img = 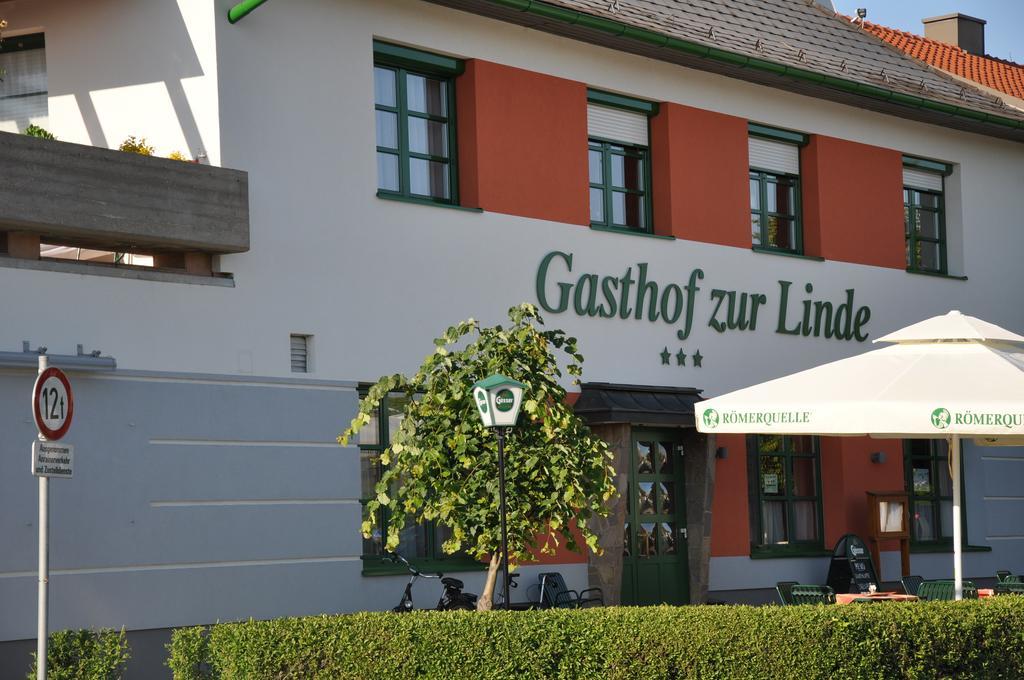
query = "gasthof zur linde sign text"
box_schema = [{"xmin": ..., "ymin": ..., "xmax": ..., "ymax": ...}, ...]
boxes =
[{"xmin": 535, "ymin": 251, "xmax": 872, "ymax": 342}]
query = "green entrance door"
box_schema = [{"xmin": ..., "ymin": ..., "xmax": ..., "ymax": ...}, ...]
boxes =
[{"xmin": 621, "ymin": 429, "xmax": 689, "ymax": 605}]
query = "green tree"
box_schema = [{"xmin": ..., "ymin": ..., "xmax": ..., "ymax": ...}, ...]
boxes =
[{"xmin": 339, "ymin": 304, "xmax": 616, "ymax": 610}]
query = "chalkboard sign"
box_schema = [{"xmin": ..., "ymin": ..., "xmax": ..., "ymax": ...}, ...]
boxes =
[{"xmin": 826, "ymin": 534, "xmax": 879, "ymax": 594}]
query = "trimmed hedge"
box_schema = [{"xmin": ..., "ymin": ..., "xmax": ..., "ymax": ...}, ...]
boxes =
[
  {"xmin": 28, "ymin": 628, "xmax": 130, "ymax": 680},
  {"xmin": 169, "ymin": 599, "xmax": 1024, "ymax": 679}
]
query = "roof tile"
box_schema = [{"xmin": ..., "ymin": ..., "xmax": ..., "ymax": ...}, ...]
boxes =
[
  {"xmin": 859, "ymin": 19, "xmax": 1024, "ymax": 101},
  {"xmin": 533, "ymin": 0, "xmax": 1021, "ymax": 120}
]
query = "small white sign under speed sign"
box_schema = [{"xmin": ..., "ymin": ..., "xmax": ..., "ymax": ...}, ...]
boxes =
[{"xmin": 32, "ymin": 367, "xmax": 74, "ymax": 442}]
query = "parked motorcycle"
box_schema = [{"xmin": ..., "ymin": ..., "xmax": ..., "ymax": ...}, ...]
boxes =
[{"xmin": 386, "ymin": 552, "xmax": 477, "ymax": 612}]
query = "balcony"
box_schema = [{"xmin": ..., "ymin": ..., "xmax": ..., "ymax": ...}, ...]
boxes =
[{"xmin": 0, "ymin": 131, "xmax": 248, "ymax": 280}]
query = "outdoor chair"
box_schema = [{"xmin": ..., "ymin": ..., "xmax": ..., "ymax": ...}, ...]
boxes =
[
  {"xmin": 994, "ymin": 582, "xmax": 1024, "ymax": 596},
  {"xmin": 901, "ymin": 575, "xmax": 924, "ymax": 596},
  {"xmin": 776, "ymin": 581, "xmax": 799, "ymax": 606},
  {"xmin": 789, "ymin": 584, "xmax": 836, "ymax": 605},
  {"xmin": 916, "ymin": 580, "xmax": 979, "ymax": 601},
  {"xmin": 996, "ymin": 571, "xmax": 1022, "ymax": 584},
  {"xmin": 537, "ymin": 572, "xmax": 603, "ymax": 608}
]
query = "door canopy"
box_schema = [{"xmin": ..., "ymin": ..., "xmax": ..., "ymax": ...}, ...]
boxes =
[{"xmin": 575, "ymin": 383, "xmax": 702, "ymax": 427}]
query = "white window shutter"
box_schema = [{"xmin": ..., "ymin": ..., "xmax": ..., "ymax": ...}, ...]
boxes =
[
  {"xmin": 587, "ymin": 104, "xmax": 648, "ymax": 146},
  {"xmin": 749, "ymin": 137, "xmax": 800, "ymax": 175},
  {"xmin": 903, "ymin": 167, "xmax": 943, "ymax": 192},
  {"xmin": 290, "ymin": 335, "xmax": 309, "ymax": 373},
  {"xmin": 0, "ymin": 45, "xmax": 48, "ymax": 134}
]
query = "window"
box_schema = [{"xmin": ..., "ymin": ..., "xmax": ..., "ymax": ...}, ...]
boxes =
[
  {"xmin": 0, "ymin": 33, "xmax": 47, "ymax": 134},
  {"xmin": 903, "ymin": 157, "xmax": 951, "ymax": 274},
  {"xmin": 289, "ymin": 334, "xmax": 310, "ymax": 373},
  {"xmin": 748, "ymin": 435, "xmax": 823, "ymax": 554},
  {"xmin": 748, "ymin": 124, "xmax": 806, "ymax": 254},
  {"xmin": 373, "ymin": 41, "xmax": 462, "ymax": 205},
  {"xmin": 357, "ymin": 389, "xmax": 476, "ymax": 573},
  {"xmin": 587, "ymin": 91, "xmax": 656, "ymax": 233},
  {"xmin": 903, "ymin": 439, "xmax": 955, "ymax": 545}
]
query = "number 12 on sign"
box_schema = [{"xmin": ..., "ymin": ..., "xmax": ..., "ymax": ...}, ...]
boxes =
[{"xmin": 32, "ymin": 367, "xmax": 74, "ymax": 441}]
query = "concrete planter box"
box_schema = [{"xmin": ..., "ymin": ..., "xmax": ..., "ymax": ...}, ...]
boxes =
[{"xmin": 0, "ymin": 132, "xmax": 249, "ymax": 254}]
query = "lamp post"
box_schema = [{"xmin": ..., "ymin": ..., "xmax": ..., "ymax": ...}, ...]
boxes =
[{"xmin": 472, "ymin": 374, "xmax": 525, "ymax": 609}]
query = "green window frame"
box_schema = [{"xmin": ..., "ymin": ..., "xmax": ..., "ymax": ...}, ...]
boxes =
[
  {"xmin": 587, "ymin": 89, "xmax": 655, "ymax": 234},
  {"xmin": 903, "ymin": 156, "xmax": 952, "ymax": 275},
  {"xmin": 588, "ymin": 139, "xmax": 651, "ymax": 233},
  {"xmin": 903, "ymin": 439, "xmax": 959, "ymax": 547},
  {"xmin": 373, "ymin": 41, "xmax": 462, "ymax": 206},
  {"xmin": 749, "ymin": 170, "xmax": 803, "ymax": 254},
  {"xmin": 357, "ymin": 388, "xmax": 480, "ymax": 575},
  {"xmin": 748, "ymin": 123, "xmax": 806, "ymax": 255},
  {"xmin": 904, "ymin": 185, "xmax": 946, "ymax": 274},
  {"xmin": 747, "ymin": 435, "xmax": 824, "ymax": 557}
]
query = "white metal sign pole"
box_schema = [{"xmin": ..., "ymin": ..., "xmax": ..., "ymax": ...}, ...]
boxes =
[{"xmin": 37, "ymin": 354, "xmax": 48, "ymax": 680}]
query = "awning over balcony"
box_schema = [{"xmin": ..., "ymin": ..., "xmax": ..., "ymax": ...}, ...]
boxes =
[{"xmin": 574, "ymin": 383, "xmax": 703, "ymax": 427}]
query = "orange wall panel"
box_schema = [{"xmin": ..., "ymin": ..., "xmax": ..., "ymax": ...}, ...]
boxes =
[
  {"xmin": 529, "ymin": 522, "xmax": 588, "ymax": 565},
  {"xmin": 650, "ymin": 103, "xmax": 750, "ymax": 246},
  {"xmin": 714, "ymin": 435, "xmax": 904, "ymax": 557},
  {"xmin": 820, "ymin": 436, "xmax": 904, "ymax": 550},
  {"xmin": 710, "ymin": 434, "xmax": 750, "ymax": 556},
  {"xmin": 801, "ymin": 136, "xmax": 905, "ymax": 268},
  {"xmin": 456, "ymin": 60, "xmax": 589, "ymax": 225}
]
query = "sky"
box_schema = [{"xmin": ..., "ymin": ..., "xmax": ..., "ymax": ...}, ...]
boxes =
[{"xmin": 832, "ymin": 1, "xmax": 1024, "ymax": 63}]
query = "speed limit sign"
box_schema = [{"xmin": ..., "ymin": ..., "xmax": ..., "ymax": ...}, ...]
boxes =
[{"xmin": 32, "ymin": 367, "xmax": 74, "ymax": 440}]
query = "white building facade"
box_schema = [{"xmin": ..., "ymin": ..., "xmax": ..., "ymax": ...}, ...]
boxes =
[{"xmin": 0, "ymin": 0, "xmax": 1023, "ymax": 675}]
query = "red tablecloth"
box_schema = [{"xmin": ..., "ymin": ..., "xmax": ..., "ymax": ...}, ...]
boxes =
[{"xmin": 835, "ymin": 592, "xmax": 919, "ymax": 605}]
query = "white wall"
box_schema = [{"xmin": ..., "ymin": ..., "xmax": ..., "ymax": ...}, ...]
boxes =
[
  {"xmin": 0, "ymin": 0, "xmax": 220, "ymax": 162},
  {"xmin": 3, "ymin": 0, "xmax": 1021, "ymax": 390}
]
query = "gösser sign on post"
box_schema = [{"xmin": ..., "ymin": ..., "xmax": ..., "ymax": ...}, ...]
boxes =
[{"xmin": 32, "ymin": 366, "xmax": 75, "ymax": 478}]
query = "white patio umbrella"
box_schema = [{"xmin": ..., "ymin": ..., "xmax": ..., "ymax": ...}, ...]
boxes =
[{"xmin": 696, "ymin": 310, "xmax": 1024, "ymax": 600}]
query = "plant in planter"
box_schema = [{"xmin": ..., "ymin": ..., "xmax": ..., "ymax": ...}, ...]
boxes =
[
  {"xmin": 24, "ymin": 124, "xmax": 55, "ymax": 140},
  {"xmin": 118, "ymin": 136, "xmax": 154, "ymax": 156}
]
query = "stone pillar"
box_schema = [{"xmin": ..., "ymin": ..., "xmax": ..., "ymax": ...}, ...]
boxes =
[
  {"xmin": 683, "ymin": 430, "xmax": 717, "ymax": 603},
  {"xmin": 586, "ymin": 422, "xmax": 631, "ymax": 605}
]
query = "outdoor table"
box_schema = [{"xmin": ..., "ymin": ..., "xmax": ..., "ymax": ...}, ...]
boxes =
[{"xmin": 835, "ymin": 592, "xmax": 919, "ymax": 605}]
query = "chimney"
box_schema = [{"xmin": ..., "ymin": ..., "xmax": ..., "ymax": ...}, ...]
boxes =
[{"xmin": 922, "ymin": 13, "xmax": 986, "ymax": 56}]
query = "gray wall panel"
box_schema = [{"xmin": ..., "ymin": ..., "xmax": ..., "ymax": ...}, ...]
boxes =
[
  {"xmin": 28, "ymin": 503, "xmax": 362, "ymax": 570},
  {"xmin": 88, "ymin": 375, "xmax": 357, "ymax": 442},
  {"xmin": 982, "ymin": 500, "xmax": 1024, "ymax": 539},
  {"xmin": 0, "ymin": 560, "xmax": 359, "ymax": 640},
  {"xmin": 0, "ymin": 559, "xmax": 589, "ymax": 641},
  {"xmin": 0, "ymin": 370, "xmax": 366, "ymax": 640},
  {"xmin": 142, "ymin": 444, "xmax": 361, "ymax": 501},
  {"xmin": 981, "ymin": 457, "xmax": 1024, "ymax": 498}
]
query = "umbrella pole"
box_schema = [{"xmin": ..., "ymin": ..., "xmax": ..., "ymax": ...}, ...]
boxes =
[{"xmin": 950, "ymin": 434, "xmax": 963, "ymax": 600}]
